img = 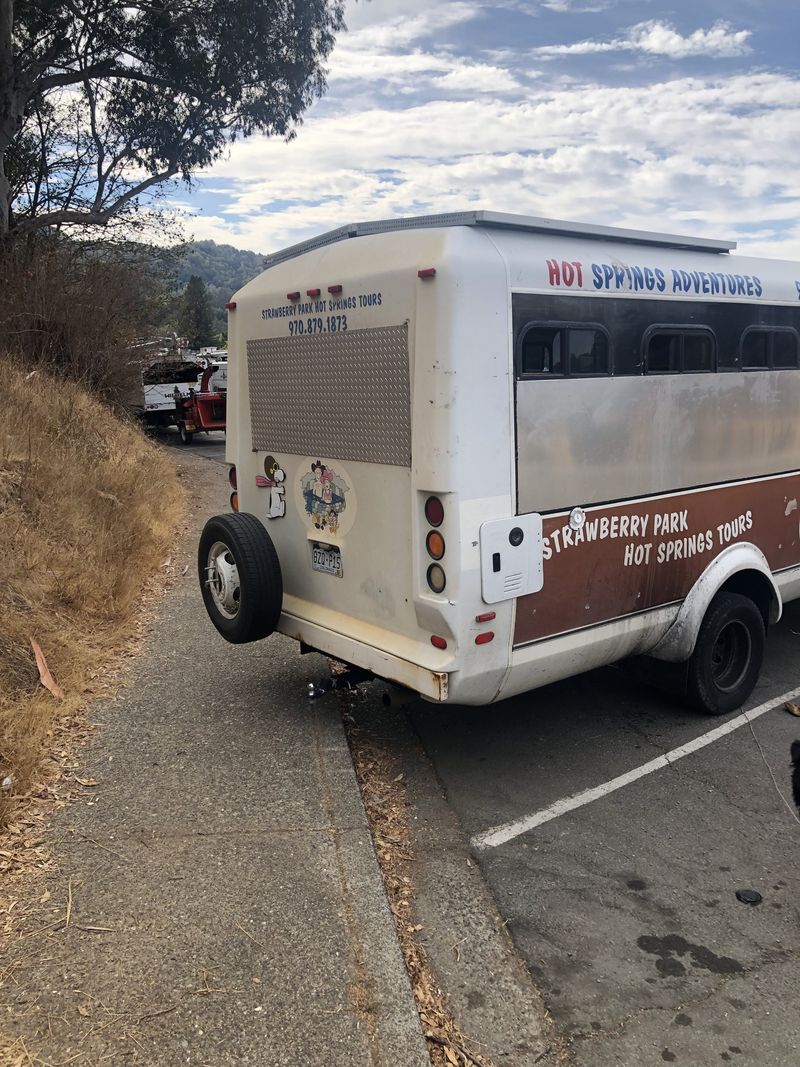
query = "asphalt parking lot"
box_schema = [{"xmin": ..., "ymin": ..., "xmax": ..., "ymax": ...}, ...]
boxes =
[
  {"xmin": 407, "ymin": 603, "xmax": 800, "ymax": 1065},
  {"xmin": 180, "ymin": 441, "xmax": 800, "ymax": 1064}
]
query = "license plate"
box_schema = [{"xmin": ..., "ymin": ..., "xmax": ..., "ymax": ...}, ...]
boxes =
[{"xmin": 311, "ymin": 543, "xmax": 343, "ymax": 578}]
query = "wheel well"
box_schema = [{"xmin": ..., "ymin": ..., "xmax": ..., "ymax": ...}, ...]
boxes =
[{"xmin": 718, "ymin": 569, "xmax": 775, "ymax": 628}]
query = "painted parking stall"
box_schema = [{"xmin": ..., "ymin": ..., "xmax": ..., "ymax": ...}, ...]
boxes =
[{"xmin": 407, "ymin": 599, "xmax": 800, "ymax": 1065}]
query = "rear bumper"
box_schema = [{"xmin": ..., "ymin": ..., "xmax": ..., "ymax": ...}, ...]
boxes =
[{"xmin": 278, "ymin": 606, "xmax": 449, "ymax": 702}]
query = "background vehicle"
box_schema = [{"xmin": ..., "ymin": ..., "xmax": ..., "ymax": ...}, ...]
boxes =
[
  {"xmin": 174, "ymin": 364, "xmax": 227, "ymax": 444},
  {"xmin": 136, "ymin": 360, "xmax": 204, "ymax": 428}
]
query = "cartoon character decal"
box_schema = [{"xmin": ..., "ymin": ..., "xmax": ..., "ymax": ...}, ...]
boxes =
[
  {"xmin": 262, "ymin": 455, "xmax": 286, "ymax": 519},
  {"xmin": 300, "ymin": 460, "xmax": 350, "ymax": 535}
]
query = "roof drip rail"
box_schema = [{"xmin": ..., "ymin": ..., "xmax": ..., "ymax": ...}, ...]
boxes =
[{"xmin": 260, "ymin": 210, "xmax": 736, "ymax": 271}]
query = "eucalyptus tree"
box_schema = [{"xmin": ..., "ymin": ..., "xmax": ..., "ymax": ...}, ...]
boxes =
[{"xmin": 0, "ymin": 0, "xmax": 344, "ymax": 235}]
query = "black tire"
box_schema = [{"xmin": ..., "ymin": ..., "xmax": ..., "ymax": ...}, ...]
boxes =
[
  {"xmin": 179, "ymin": 423, "xmax": 193, "ymax": 444},
  {"xmin": 198, "ymin": 513, "xmax": 283, "ymax": 644},
  {"xmin": 686, "ymin": 591, "xmax": 764, "ymax": 715}
]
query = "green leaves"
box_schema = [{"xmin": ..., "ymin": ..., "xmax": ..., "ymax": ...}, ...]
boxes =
[
  {"xmin": 178, "ymin": 274, "xmax": 215, "ymax": 350},
  {"xmin": 2, "ymin": 0, "xmax": 346, "ymax": 233}
]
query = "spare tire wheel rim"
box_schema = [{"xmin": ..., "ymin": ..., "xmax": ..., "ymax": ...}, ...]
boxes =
[
  {"xmin": 206, "ymin": 541, "xmax": 241, "ymax": 619},
  {"xmin": 710, "ymin": 619, "xmax": 751, "ymax": 693}
]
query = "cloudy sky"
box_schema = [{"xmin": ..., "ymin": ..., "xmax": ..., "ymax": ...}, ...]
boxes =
[{"xmin": 172, "ymin": 0, "xmax": 800, "ymax": 261}]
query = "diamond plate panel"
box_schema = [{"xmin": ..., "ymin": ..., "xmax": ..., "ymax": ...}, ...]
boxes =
[{"xmin": 247, "ymin": 325, "xmax": 411, "ymax": 466}]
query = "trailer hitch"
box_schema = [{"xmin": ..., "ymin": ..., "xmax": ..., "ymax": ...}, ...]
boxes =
[{"xmin": 306, "ymin": 664, "xmax": 375, "ymax": 700}]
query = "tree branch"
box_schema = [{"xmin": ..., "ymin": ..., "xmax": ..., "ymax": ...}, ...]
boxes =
[
  {"xmin": 12, "ymin": 165, "xmax": 180, "ymax": 232},
  {"xmin": 82, "ymin": 76, "xmax": 106, "ymax": 212}
]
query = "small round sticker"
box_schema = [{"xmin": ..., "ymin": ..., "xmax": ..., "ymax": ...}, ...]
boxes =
[{"xmin": 295, "ymin": 458, "xmax": 357, "ymax": 539}]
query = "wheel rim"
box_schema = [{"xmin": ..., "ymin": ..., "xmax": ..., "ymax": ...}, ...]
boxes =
[
  {"xmin": 205, "ymin": 541, "xmax": 240, "ymax": 619},
  {"xmin": 710, "ymin": 619, "xmax": 751, "ymax": 692}
]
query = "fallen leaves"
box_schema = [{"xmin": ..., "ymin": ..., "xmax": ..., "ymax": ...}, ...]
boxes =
[
  {"xmin": 342, "ymin": 702, "xmax": 492, "ymax": 1067},
  {"xmin": 1, "ymin": 1035, "xmax": 35, "ymax": 1067},
  {"xmin": 29, "ymin": 639, "xmax": 65, "ymax": 701},
  {"xmin": 785, "ymin": 702, "xmax": 800, "ymax": 717}
]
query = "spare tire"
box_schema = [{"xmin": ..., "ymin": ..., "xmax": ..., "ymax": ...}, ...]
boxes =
[{"xmin": 198, "ymin": 513, "xmax": 283, "ymax": 643}]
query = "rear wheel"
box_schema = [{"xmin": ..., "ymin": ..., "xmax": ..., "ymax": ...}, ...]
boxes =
[
  {"xmin": 179, "ymin": 423, "xmax": 193, "ymax": 444},
  {"xmin": 686, "ymin": 591, "xmax": 764, "ymax": 715},
  {"xmin": 198, "ymin": 513, "xmax": 283, "ymax": 643}
]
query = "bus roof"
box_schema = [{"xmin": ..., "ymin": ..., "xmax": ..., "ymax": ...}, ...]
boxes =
[{"xmin": 262, "ymin": 210, "xmax": 736, "ymax": 270}]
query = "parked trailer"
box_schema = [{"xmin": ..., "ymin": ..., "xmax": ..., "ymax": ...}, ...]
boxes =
[{"xmin": 199, "ymin": 211, "xmax": 800, "ymax": 713}]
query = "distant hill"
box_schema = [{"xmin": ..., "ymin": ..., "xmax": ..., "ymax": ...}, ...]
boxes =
[
  {"xmin": 157, "ymin": 239, "xmax": 266, "ymax": 340},
  {"xmin": 174, "ymin": 240, "xmax": 264, "ymax": 297}
]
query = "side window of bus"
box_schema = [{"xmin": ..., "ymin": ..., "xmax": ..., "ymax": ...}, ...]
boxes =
[
  {"xmin": 741, "ymin": 327, "xmax": 800, "ymax": 370},
  {"xmin": 684, "ymin": 332, "xmax": 714, "ymax": 372},
  {"xmin": 774, "ymin": 329, "xmax": 800, "ymax": 368},
  {"xmin": 644, "ymin": 327, "xmax": 715, "ymax": 374},
  {"xmin": 646, "ymin": 332, "xmax": 680, "ymax": 374},
  {"xmin": 519, "ymin": 324, "xmax": 610, "ymax": 377},
  {"xmin": 741, "ymin": 329, "xmax": 768, "ymax": 369},
  {"xmin": 521, "ymin": 326, "xmax": 563, "ymax": 375},
  {"xmin": 569, "ymin": 328, "xmax": 609, "ymax": 375}
]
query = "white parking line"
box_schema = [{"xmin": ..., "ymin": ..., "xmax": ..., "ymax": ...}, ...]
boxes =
[{"xmin": 471, "ymin": 685, "xmax": 800, "ymax": 851}]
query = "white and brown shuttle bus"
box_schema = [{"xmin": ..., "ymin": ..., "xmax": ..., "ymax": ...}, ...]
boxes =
[{"xmin": 198, "ymin": 211, "xmax": 800, "ymax": 714}]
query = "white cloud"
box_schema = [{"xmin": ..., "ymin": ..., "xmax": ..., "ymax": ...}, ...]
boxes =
[
  {"xmin": 330, "ymin": 48, "xmax": 453, "ymax": 85},
  {"xmin": 176, "ymin": 69, "xmax": 800, "ymax": 262},
  {"xmin": 494, "ymin": 0, "xmax": 610, "ymax": 12},
  {"xmin": 431, "ymin": 62, "xmax": 524, "ymax": 93},
  {"xmin": 540, "ymin": 0, "xmax": 611, "ymax": 12},
  {"xmin": 330, "ymin": 49, "xmax": 523, "ymax": 94},
  {"xmin": 340, "ymin": 2, "xmax": 481, "ymax": 51},
  {"xmin": 629, "ymin": 20, "xmax": 752, "ymax": 58},
  {"xmin": 534, "ymin": 20, "xmax": 752, "ymax": 59},
  {"xmin": 327, "ymin": 2, "xmax": 524, "ymax": 99},
  {"xmin": 168, "ymin": 0, "xmax": 797, "ymax": 264}
]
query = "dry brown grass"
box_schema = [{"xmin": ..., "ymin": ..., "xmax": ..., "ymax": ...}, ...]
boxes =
[{"xmin": 0, "ymin": 355, "xmax": 184, "ymax": 826}]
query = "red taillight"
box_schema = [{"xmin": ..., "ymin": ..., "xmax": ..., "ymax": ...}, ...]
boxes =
[
  {"xmin": 475, "ymin": 631, "xmax": 494, "ymax": 645},
  {"xmin": 431, "ymin": 635, "xmax": 447, "ymax": 650},
  {"xmin": 287, "ymin": 291, "xmax": 300, "ymax": 301},
  {"xmin": 476, "ymin": 611, "xmax": 496, "ymax": 623},
  {"xmin": 307, "ymin": 288, "xmax": 320, "ymax": 297},
  {"xmin": 230, "ymin": 491, "xmax": 239, "ymax": 512},
  {"xmin": 327, "ymin": 284, "xmax": 343, "ymax": 294},
  {"xmin": 225, "ymin": 301, "xmax": 237, "ymax": 310},
  {"xmin": 228, "ymin": 466, "xmax": 237, "ymax": 489},
  {"xmin": 418, "ymin": 267, "xmax": 436, "ymax": 279},
  {"xmin": 424, "ymin": 495, "xmax": 444, "ymax": 527}
]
